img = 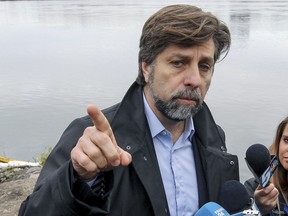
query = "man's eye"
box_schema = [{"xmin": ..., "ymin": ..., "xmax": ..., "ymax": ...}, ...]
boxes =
[
  {"xmin": 171, "ymin": 61, "xmax": 184, "ymax": 68},
  {"xmin": 199, "ymin": 64, "xmax": 211, "ymax": 72}
]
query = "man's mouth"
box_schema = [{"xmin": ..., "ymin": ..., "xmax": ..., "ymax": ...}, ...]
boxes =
[{"xmin": 177, "ymin": 97, "xmax": 197, "ymax": 105}]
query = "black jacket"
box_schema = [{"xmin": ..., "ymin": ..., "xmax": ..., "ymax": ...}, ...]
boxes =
[{"xmin": 19, "ymin": 82, "xmax": 239, "ymax": 216}]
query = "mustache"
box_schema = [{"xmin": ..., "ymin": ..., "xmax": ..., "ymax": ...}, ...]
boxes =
[{"xmin": 171, "ymin": 89, "xmax": 201, "ymax": 101}]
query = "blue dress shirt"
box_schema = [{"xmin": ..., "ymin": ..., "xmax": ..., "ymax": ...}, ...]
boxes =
[{"xmin": 143, "ymin": 93, "xmax": 199, "ymax": 216}]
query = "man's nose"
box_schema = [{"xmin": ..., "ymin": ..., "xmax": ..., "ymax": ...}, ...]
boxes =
[{"xmin": 183, "ymin": 65, "xmax": 202, "ymax": 87}]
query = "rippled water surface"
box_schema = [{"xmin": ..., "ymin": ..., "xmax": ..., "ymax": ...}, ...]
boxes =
[{"xmin": 0, "ymin": 0, "xmax": 288, "ymax": 182}]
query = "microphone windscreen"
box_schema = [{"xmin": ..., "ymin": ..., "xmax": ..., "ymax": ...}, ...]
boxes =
[
  {"xmin": 245, "ymin": 143, "xmax": 270, "ymax": 177},
  {"xmin": 219, "ymin": 180, "xmax": 251, "ymax": 214},
  {"xmin": 195, "ymin": 202, "xmax": 230, "ymax": 216}
]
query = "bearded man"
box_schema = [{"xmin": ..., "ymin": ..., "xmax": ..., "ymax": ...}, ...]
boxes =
[{"xmin": 20, "ymin": 4, "xmax": 240, "ymax": 216}]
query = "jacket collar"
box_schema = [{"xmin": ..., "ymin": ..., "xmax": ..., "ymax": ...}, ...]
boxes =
[
  {"xmin": 110, "ymin": 82, "xmax": 147, "ymax": 154},
  {"xmin": 193, "ymin": 102, "xmax": 226, "ymax": 150}
]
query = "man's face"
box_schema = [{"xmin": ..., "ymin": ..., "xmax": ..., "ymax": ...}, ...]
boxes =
[{"xmin": 142, "ymin": 38, "xmax": 215, "ymax": 121}]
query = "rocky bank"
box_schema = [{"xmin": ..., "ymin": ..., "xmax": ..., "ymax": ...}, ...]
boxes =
[{"xmin": 0, "ymin": 166, "xmax": 41, "ymax": 216}]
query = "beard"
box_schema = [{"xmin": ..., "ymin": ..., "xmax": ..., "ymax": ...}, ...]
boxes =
[{"xmin": 148, "ymin": 70, "xmax": 203, "ymax": 121}]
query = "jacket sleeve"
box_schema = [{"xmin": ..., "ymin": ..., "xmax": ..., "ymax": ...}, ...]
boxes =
[
  {"xmin": 244, "ymin": 177, "xmax": 258, "ymax": 197},
  {"xmin": 18, "ymin": 117, "xmax": 111, "ymax": 216}
]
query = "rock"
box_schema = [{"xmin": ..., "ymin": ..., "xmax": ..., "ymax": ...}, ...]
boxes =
[{"xmin": 0, "ymin": 166, "xmax": 41, "ymax": 216}]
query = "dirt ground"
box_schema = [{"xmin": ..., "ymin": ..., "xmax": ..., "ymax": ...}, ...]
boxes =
[{"xmin": 0, "ymin": 166, "xmax": 41, "ymax": 216}]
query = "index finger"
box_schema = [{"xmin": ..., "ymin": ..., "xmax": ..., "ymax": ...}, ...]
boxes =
[{"xmin": 87, "ymin": 104, "xmax": 117, "ymax": 145}]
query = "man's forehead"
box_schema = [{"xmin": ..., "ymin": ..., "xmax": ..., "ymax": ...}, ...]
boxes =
[{"xmin": 160, "ymin": 42, "xmax": 215, "ymax": 61}]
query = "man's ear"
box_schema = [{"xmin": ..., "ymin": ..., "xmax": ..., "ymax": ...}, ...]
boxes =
[{"xmin": 141, "ymin": 62, "xmax": 150, "ymax": 83}]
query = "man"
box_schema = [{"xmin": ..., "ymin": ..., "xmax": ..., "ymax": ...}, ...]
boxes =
[{"xmin": 19, "ymin": 4, "xmax": 240, "ymax": 215}]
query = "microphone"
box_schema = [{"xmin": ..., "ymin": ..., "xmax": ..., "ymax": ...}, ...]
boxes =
[
  {"xmin": 219, "ymin": 180, "xmax": 252, "ymax": 214},
  {"xmin": 219, "ymin": 180, "xmax": 259, "ymax": 216},
  {"xmin": 195, "ymin": 202, "xmax": 230, "ymax": 216},
  {"xmin": 245, "ymin": 144, "xmax": 270, "ymax": 177},
  {"xmin": 245, "ymin": 143, "xmax": 279, "ymax": 188}
]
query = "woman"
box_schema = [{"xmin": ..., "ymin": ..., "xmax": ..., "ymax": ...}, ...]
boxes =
[
  {"xmin": 269, "ymin": 116, "xmax": 288, "ymax": 214},
  {"xmin": 245, "ymin": 117, "xmax": 288, "ymax": 215}
]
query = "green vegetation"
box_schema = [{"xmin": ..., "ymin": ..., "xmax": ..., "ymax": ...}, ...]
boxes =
[{"xmin": 37, "ymin": 147, "xmax": 53, "ymax": 166}]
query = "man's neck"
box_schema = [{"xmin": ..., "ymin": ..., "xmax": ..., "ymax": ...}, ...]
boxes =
[{"xmin": 164, "ymin": 120, "xmax": 185, "ymax": 144}]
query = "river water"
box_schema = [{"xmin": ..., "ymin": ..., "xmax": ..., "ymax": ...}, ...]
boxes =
[{"xmin": 0, "ymin": 0, "xmax": 287, "ymax": 182}]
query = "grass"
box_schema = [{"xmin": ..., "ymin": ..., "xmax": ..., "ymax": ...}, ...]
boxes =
[{"xmin": 37, "ymin": 147, "xmax": 53, "ymax": 166}]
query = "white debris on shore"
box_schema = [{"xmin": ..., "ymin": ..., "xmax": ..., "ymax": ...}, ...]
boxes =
[
  {"xmin": 0, "ymin": 156, "xmax": 39, "ymax": 169},
  {"xmin": 0, "ymin": 161, "xmax": 39, "ymax": 169}
]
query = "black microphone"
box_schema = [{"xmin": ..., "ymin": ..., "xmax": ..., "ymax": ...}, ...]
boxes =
[
  {"xmin": 219, "ymin": 180, "xmax": 255, "ymax": 215},
  {"xmin": 245, "ymin": 144, "xmax": 270, "ymax": 177},
  {"xmin": 245, "ymin": 143, "xmax": 279, "ymax": 188}
]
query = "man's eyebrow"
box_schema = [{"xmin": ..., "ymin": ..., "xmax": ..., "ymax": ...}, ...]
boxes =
[
  {"xmin": 169, "ymin": 53, "xmax": 214, "ymax": 64},
  {"xmin": 200, "ymin": 56, "xmax": 215, "ymax": 65},
  {"xmin": 168, "ymin": 53, "xmax": 191, "ymax": 60}
]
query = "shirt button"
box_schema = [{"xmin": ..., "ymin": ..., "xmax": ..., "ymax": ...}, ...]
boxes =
[{"xmin": 162, "ymin": 131, "xmax": 167, "ymax": 135}]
